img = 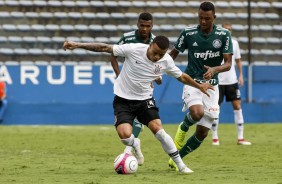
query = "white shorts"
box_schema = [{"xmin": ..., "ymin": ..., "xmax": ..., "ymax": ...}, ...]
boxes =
[{"xmin": 182, "ymin": 85, "xmax": 220, "ymax": 128}]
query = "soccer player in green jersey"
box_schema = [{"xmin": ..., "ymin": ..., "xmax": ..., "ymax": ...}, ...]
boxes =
[
  {"xmin": 109, "ymin": 12, "xmax": 159, "ymax": 165},
  {"xmin": 168, "ymin": 1, "xmax": 233, "ymax": 171},
  {"xmin": 110, "ymin": 12, "xmax": 155, "ymax": 76}
]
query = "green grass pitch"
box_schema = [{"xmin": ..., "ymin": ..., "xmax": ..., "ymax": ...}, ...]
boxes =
[{"xmin": 0, "ymin": 124, "xmax": 281, "ymax": 184}]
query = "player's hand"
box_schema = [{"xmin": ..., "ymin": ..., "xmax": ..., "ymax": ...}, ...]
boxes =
[
  {"xmin": 150, "ymin": 76, "xmax": 162, "ymax": 88},
  {"xmin": 199, "ymin": 83, "xmax": 214, "ymax": 97},
  {"xmin": 155, "ymin": 76, "xmax": 162, "ymax": 85},
  {"xmin": 203, "ymin": 65, "xmax": 216, "ymax": 80},
  {"xmin": 63, "ymin": 40, "xmax": 77, "ymax": 51}
]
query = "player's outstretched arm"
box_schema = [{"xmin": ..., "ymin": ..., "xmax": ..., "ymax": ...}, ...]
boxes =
[
  {"xmin": 63, "ymin": 40, "xmax": 113, "ymax": 54},
  {"xmin": 177, "ymin": 73, "xmax": 213, "ymax": 97}
]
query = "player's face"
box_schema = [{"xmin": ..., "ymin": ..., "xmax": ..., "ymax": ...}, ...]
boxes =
[
  {"xmin": 147, "ymin": 43, "xmax": 167, "ymax": 62},
  {"xmin": 198, "ymin": 9, "xmax": 215, "ymax": 33},
  {"xmin": 137, "ymin": 19, "xmax": 153, "ymax": 39}
]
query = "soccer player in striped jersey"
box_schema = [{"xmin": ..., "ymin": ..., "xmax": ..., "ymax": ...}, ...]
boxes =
[
  {"xmin": 211, "ymin": 23, "xmax": 251, "ymax": 146},
  {"xmin": 63, "ymin": 35, "xmax": 214, "ymax": 173},
  {"xmin": 110, "ymin": 12, "xmax": 159, "ymax": 158},
  {"xmin": 168, "ymin": 2, "xmax": 233, "ymax": 171}
]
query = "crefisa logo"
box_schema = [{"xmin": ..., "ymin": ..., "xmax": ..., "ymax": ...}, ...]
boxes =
[{"xmin": 213, "ymin": 39, "xmax": 222, "ymax": 49}]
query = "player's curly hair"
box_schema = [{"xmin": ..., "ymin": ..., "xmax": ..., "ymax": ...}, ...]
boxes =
[
  {"xmin": 199, "ymin": 1, "xmax": 215, "ymax": 15},
  {"xmin": 153, "ymin": 36, "xmax": 169, "ymax": 50},
  {"xmin": 138, "ymin": 12, "xmax": 153, "ymax": 21}
]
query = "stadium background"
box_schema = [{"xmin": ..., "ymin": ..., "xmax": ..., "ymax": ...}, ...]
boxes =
[{"xmin": 0, "ymin": 0, "xmax": 281, "ymax": 124}]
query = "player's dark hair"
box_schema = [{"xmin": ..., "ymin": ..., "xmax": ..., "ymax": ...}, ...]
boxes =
[
  {"xmin": 199, "ymin": 1, "xmax": 215, "ymax": 15},
  {"xmin": 138, "ymin": 12, "xmax": 153, "ymax": 21},
  {"xmin": 153, "ymin": 36, "xmax": 169, "ymax": 50}
]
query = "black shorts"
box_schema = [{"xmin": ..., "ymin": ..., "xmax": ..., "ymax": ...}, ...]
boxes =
[
  {"xmin": 113, "ymin": 95, "xmax": 160, "ymax": 127},
  {"xmin": 218, "ymin": 83, "xmax": 241, "ymax": 105}
]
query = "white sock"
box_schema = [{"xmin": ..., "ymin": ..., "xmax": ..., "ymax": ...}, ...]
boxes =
[
  {"xmin": 211, "ymin": 119, "xmax": 219, "ymax": 140},
  {"xmin": 155, "ymin": 129, "xmax": 185, "ymax": 169},
  {"xmin": 234, "ymin": 109, "xmax": 244, "ymax": 140},
  {"xmin": 121, "ymin": 134, "xmax": 140, "ymax": 151}
]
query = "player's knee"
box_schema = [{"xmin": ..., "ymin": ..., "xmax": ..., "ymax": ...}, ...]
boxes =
[
  {"xmin": 116, "ymin": 123, "xmax": 133, "ymax": 138},
  {"xmin": 232, "ymin": 100, "xmax": 241, "ymax": 110},
  {"xmin": 119, "ymin": 133, "xmax": 132, "ymax": 141},
  {"xmin": 190, "ymin": 111, "xmax": 204, "ymax": 121},
  {"xmin": 148, "ymin": 119, "xmax": 162, "ymax": 134}
]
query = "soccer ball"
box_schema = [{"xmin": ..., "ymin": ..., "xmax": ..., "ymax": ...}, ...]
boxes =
[{"xmin": 114, "ymin": 153, "xmax": 138, "ymax": 174}]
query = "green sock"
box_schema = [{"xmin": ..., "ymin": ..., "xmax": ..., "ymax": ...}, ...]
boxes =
[
  {"xmin": 180, "ymin": 113, "xmax": 197, "ymax": 132},
  {"xmin": 132, "ymin": 119, "xmax": 143, "ymax": 138},
  {"xmin": 179, "ymin": 134, "xmax": 202, "ymax": 158}
]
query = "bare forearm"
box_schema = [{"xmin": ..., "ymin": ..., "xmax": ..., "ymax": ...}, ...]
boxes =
[
  {"xmin": 212, "ymin": 62, "xmax": 231, "ymax": 74},
  {"xmin": 177, "ymin": 73, "xmax": 200, "ymax": 89},
  {"xmin": 178, "ymin": 73, "xmax": 214, "ymax": 97},
  {"xmin": 63, "ymin": 40, "xmax": 113, "ymax": 53},
  {"xmin": 77, "ymin": 43, "xmax": 113, "ymax": 53},
  {"xmin": 236, "ymin": 59, "xmax": 243, "ymax": 77},
  {"xmin": 110, "ymin": 54, "xmax": 120, "ymax": 77}
]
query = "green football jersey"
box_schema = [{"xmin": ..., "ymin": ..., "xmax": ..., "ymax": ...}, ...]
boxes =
[
  {"xmin": 117, "ymin": 30, "xmax": 155, "ymax": 45},
  {"xmin": 174, "ymin": 25, "xmax": 233, "ymax": 85}
]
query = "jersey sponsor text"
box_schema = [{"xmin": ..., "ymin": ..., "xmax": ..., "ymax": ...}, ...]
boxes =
[
  {"xmin": 215, "ymin": 31, "xmax": 226, "ymax": 35},
  {"xmin": 178, "ymin": 35, "xmax": 185, "ymax": 47},
  {"xmin": 186, "ymin": 31, "xmax": 198, "ymax": 36},
  {"xmin": 225, "ymin": 37, "xmax": 230, "ymax": 50},
  {"xmin": 194, "ymin": 50, "xmax": 220, "ymax": 60},
  {"xmin": 194, "ymin": 78, "xmax": 217, "ymax": 85}
]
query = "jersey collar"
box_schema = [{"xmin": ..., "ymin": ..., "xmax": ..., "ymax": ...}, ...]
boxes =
[
  {"xmin": 198, "ymin": 24, "xmax": 216, "ymax": 38},
  {"xmin": 135, "ymin": 30, "xmax": 153, "ymax": 44}
]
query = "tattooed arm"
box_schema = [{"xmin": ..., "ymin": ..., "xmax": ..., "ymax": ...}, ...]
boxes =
[{"xmin": 63, "ymin": 40, "xmax": 113, "ymax": 53}]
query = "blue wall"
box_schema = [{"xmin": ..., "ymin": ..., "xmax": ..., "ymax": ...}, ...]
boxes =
[{"xmin": 1, "ymin": 63, "xmax": 282, "ymax": 125}]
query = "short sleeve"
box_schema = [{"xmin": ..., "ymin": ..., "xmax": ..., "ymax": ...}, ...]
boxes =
[
  {"xmin": 165, "ymin": 56, "xmax": 182, "ymax": 78},
  {"xmin": 223, "ymin": 31, "xmax": 233, "ymax": 54},
  {"xmin": 117, "ymin": 36, "xmax": 125, "ymax": 45},
  {"xmin": 173, "ymin": 29, "xmax": 187, "ymax": 53},
  {"xmin": 233, "ymin": 40, "xmax": 241, "ymax": 59},
  {"xmin": 113, "ymin": 44, "xmax": 132, "ymax": 57}
]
